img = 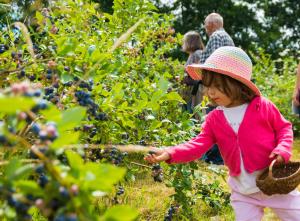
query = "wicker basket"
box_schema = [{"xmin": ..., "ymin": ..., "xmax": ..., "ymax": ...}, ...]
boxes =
[{"xmin": 256, "ymin": 160, "xmax": 300, "ymax": 196}]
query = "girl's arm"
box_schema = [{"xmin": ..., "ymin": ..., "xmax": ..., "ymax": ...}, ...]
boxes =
[
  {"xmin": 164, "ymin": 115, "xmax": 216, "ymax": 164},
  {"xmin": 292, "ymin": 62, "xmax": 300, "ymax": 106},
  {"xmin": 267, "ymin": 100, "xmax": 293, "ymax": 163},
  {"xmin": 144, "ymin": 114, "xmax": 216, "ymax": 164}
]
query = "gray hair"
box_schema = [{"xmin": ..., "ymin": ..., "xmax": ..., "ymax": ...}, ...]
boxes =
[
  {"xmin": 182, "ymin": 31, "xmax": 204, "ymax": 53},
  {"xmin": 205, "ymin": 13, "xmax": 223, "ymax": 27}
]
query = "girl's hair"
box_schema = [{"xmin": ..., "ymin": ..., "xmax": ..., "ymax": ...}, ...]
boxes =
[
  {"xmin": 202, "ymin": 70, "xmax": 256, "ymax": 104},
  {"xmin": 182, "ymin": 31, "xmax": 205, "ymax": 53}
]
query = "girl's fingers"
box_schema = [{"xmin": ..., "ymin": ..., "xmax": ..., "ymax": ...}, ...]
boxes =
[
  {"xmin": 144, "ymin": 154, "xmax": 158, "ymax": 163},
  {"xmin": 144, "ymin": 152, "xmax": 169, "ymax": 163},
  {"xmin": 276, "ymin": 155, "xmax": 284, "ymax": 164}
]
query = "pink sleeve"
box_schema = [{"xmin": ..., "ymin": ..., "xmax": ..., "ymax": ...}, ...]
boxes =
[
  {"xmin": 165, "ymin": 115, "xmax": 216, "ymax": 164},
  {"xmin": 268, "ymin": 100, "xmax": 293, "ymax": 163}
]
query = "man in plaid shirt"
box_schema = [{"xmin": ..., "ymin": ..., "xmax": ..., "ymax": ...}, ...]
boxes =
[
  {"xmin": 198, "ymin": 13, "xmax": 234, "ymax": 165},
  {"xmin": 199, "ymin": 13, "xmax": 234, "ymax": 64}
]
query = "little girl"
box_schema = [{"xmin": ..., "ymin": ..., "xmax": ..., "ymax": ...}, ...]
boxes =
[{"xmin": 145, "ymin": 46, "xmax": 300, "ymax": 221}]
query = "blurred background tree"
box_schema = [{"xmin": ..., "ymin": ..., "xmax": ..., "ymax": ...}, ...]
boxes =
[{"xmin": 1, "ymin": 0, "xmax": 300, "ymax": 58}]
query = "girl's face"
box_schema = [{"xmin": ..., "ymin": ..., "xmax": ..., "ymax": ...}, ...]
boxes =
[{"xmin": 207, "ymin": 86, "xmax": 241, "ymax": 107}]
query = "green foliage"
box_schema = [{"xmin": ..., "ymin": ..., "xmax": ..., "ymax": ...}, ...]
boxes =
[
  {"xmin": 3, "ymin": 1, "xmax": 298, "ymax": 220},
  {"xmin": 101, "ymin": 205, "xmax": 139, "ymax": 221},
  {"xmin": 251, "ymin": 48, "xmax": 300, "ymax": 134},
  {"xmin": 0, "ymin": 0, "xmax": 196, "ymax": 220},
  {"xmin": 0, "ymin": 97, "xmax": 36, "ymax": 113}
]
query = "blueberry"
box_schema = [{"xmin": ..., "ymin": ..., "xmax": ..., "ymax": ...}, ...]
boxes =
[
  {"xmin": 31, "ymin": 123, "xmax": 41, "ymax": 134},
  {"xmin": 45, "ymin": 87, "xmax": 54, "ymax": 95},
  {"xmin": 96, "ymin": 112, "xmax": 107, "ymax": 121},
  {"xmin": 35, "ymin": 164, "xmax": 45, "ymax": 174},
  {"xmin": 46, "ymin": 74, "xmax": 52, "ymax": 80},
  {"xmin": 11, "ymin": 51, "xmax": 16, "ymax": 58},
  {"xmin": 7, "ymin": 196, "xmax": 18, "ymax": 207},
  {"xmin": 28, "ymin": 75, "xmax": 36, "ymax": 81},
  {"xmin": 59, "ymin": 186, "xmax": 70, "ymax": 198},
  {"xmin": 38, "ymin": 174, "xmax": 49, "ymax": 188},
  {"xmin": 39, "ymin": 130, "xmax": 48, "ymax": 141},
  {"xmin": 33, "ymin": 89, "xmax": 42, "ymax": 97},
  {"xmin": 0, "ymin": 48, "xmax": 5, "ymax": 54},
  {"xmin": 0, "ymin": 134, "xmax": 7, "ymax": 144},
  {"xmin": 64, "ymin": 66, "xmax": 70, "ymax": 72},
  {"xmin": 32, "ymin": 100, "xmax": 48, "ymax": 112}
]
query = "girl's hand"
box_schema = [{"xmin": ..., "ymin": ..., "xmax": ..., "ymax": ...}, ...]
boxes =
[
  {"xmin": 144, "ymin": 148, "xmax": 170, "ymax": 164},
  {"xmin": 269, "ymin": 153, "xmax": 285, "ymax": 164}
]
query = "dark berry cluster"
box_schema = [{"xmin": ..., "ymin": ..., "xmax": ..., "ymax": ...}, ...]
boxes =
[
  {"xmin": 34, "ymin": 164, "xmax": 80, "ymax": 220},
  {"xmin": 0, "ymin": 44, "xmax": 8, "ymax": 54},
  {"xmin": 103, "ymin": 147, "xmax": 127, "ymax": 165},
  {"xmin": 116, "ymin": 186, "xmax": 125, "ymax": 196},
  {"xmin": 7, "ymin": 194, "xmax": 33, "ymax": 220},
  {"xmin": 164, "ymin": 205, "xmax": 178, "ymax": 221},
  {"xmin": 84, "ymin": 147, "xmax": 104, "ymax": 162},
  {"xmin": 0, "ymin": 82, "xmax": 53, "ymax": 147},
  {"xmin": 72, "ymin": 77, "xmax": 110, "ymax": 123},
  {"xmin": 151, "ymin": 164, "xmax": 163, "ymax": 182},
  {"xmin": 112, "ymin": 185, "xmax": 125, "ymax": 204},
  {"xmin": 31, "ymin": 122, "xmax": 58, "ymax": 142},
  {"xmin": 1, "ymin": 183, "xmax": 34, "ymax": 220}
]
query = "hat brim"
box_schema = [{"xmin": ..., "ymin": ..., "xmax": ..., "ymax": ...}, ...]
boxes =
[{"xmin": 186, "ymin": 64, "xmax": 261, "ymax": 96}]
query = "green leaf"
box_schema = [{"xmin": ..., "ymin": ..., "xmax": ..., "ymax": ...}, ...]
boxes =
[
  {"xmin": 157, "ymin": 77, "xmax": 169, "ymax": 93},
  {"xmin": 101, "ymin": 205, "xmax": 139, "ymax": 221},
  {"xmin": 57, "ymin": 38, "xmax": 77, "ymax": 56},
  {"xmin": 57, "ymin": 107, "xmax": 86, "ymax": 132},
  {"xmin": 111, "ymin": 83, "xmax": 124, "ymax": 100},
  {"xmin": 4, "ymin": 159, "xmax": 33, "ymax": 181},
  {"xmin": 51, "ymin": 131, "xmax": 80, "ymax": 149},
  {"xmin": 0, "ymin": 97, "xmax": 35, "ymax": 113},
  {"xmin": 11, "ymin": 164, "xmax": 34, "ymax": 181},
  {"xmin": 82, "ymin": 163, "xmax": 126, "ymax": 191},
  {"xmin": 150, "ymin": 120, "xmax": 162, "ymax": 130},
  {"xmin": 40, "ymin": 105, "xmax": 62, "ymax": 122},
  {"xmin": 165, "ymin": 92, "xmax": 185, "ymax": 103},
  {"xmin": 4, "ymin": 158, "xmax": 22, "ymax": 180},
  {"xmin": 15, "ymin": 180, "xmax": 44, "ymax": 197},
  {"xmin": 35, "ymin": 11, "xmax": 44, "ymax": 26},
  {"xmin": 65, "ymin": 150, "xmax": 84, "ymax": 171},
  {"xmin": 150, "ymin": 90, "xmax": 164, "ymax": 104},
  {"xmin": 61, "ymin": 73, "xmax": 74, "ymax": 83}
]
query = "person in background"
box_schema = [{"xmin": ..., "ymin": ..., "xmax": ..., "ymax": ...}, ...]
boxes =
[
  {"xmin": 197, "ymin": 12, "xmax": 235, "ymax": 165},
  {"xmin": 199, "ymin": 12, "xmax": 234, "ymax": 63},
  {"xmin": 292, "ymin": 62, "xmax": 300, "ymax": 116},
  {"xmin": 145, "ymin": 46, "xmax": 300, "ymax": 221},
  {"xmin": 180, "ymin": 31, "xmax": 205, "ymax": 113}
]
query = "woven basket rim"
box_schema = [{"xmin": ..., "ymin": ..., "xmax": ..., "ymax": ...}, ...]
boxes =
[{"xmin": 257, "ymin": 161, "xmax": 300, "ymax": 182}]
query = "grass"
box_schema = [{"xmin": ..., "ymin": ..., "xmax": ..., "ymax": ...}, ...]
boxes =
[{"xmin": 107, "ymin": 140, "xmax": 300, "ymax": 221}]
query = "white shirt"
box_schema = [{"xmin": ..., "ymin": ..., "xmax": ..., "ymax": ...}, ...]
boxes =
[{"xmin": 219, "ymin": 104, "xmax": 262, "ymax": 194}]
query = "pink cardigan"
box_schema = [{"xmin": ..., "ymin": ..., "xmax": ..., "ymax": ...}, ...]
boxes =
[{"xmin": 166, "ymin": 96, "xmax": 293, "ymax": 176}]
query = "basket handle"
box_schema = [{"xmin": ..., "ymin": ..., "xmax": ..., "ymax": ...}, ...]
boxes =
[{"xmin": 268, "ymin": 159, "xmax": 278, "ymax": 180}]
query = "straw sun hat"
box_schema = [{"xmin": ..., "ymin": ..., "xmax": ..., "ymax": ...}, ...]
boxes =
[{"xmin": 185, "ymin": 46, "xmax": 261, "ymax": 96}]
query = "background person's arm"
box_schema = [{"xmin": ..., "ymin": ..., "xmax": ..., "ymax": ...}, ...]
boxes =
[{"xmin": 292, "ymin": 62, "xmax": 300, "ymax": 106}]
